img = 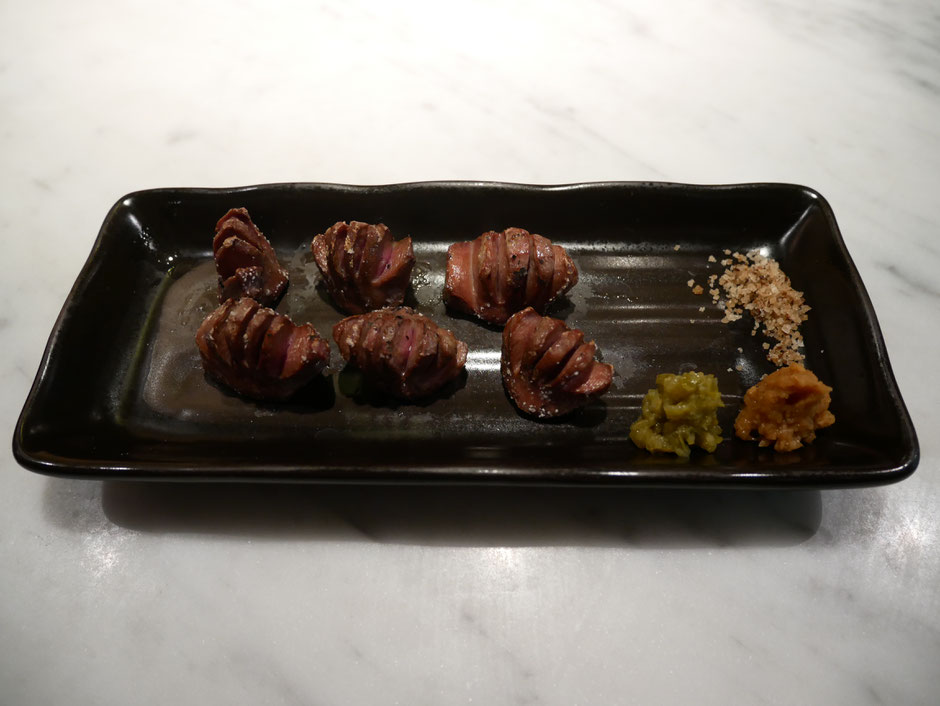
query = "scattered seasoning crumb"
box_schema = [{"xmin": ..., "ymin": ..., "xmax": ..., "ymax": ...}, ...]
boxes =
[
  {"xmin": 692, "ymin": 285, "xmax": 704, "ymax": 295},
  {"xmin": 735, "ymin": 364, "xmax": 744, "ymax": 371},
  {"xmin": 717, "ymin": 249, "xmax": 809, "ymax": 366},
  {"xmin": 689, "ymin": 319, "xmax": 694, "ymax": 324},
  {"xmin": 723, "ymin": 249, "xmax": 731, "ymax": 255},
  {"xmin": 698, "ymin": 306, "xmax": 705, "ymax": 312},
  {"xmin": 737, "ymin": 347, "xmax": 743, "ymax": 353},
  {"xmin": 707, "ymin": 255, "xmax": 717, "ymax": 263},
  {"xmin": 762, "ymin": 342, "xmax": 770, "ymax": 350},
  {"xmin": 674, "ymin": 244, "xmax": 681, "ymax": 251},
  {"xmin": 687, "ymin": 279, "xmax": 695, "ymax": 287},
  {"xmin": 721, "ymin": 258, "xmax": 732, "ymax": 266},
  {"xmin": 727, "ymin": 367, "xmax": 733, "ymax": 372}
]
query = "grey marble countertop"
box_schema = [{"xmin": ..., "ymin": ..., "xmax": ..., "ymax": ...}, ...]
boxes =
[{"xmin": 2, "ymin": 1, "xmax": 938, "ymax": 704}]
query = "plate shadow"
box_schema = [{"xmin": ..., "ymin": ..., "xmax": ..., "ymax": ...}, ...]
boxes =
[{"xmin": 36, "ymin": 480, "xmax": 827, "ymax": 548}]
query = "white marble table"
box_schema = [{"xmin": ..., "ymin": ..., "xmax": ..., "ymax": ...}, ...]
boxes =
[{"xmin": 2, "ymin": 1, "xmax": 938, "ymax": 703}]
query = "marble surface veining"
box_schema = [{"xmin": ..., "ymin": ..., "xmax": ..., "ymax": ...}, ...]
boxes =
[{"xmin": 1, "ymin": 1, "xmax": 939, "ymax": 704}]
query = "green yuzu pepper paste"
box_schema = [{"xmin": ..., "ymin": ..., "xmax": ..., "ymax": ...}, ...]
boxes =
[{"xmin": 630, "ymin": 371, "xmax": 724, "ymax": 457}]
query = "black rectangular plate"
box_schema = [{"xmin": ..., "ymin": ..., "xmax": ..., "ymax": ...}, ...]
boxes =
[{"xmin": 13, "ymin": 182, "xmax": 919, "ymax": 487}]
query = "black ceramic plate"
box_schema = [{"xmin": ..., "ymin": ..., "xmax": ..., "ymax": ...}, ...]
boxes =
[{"xmin": 13, "ymin": 182, "xmax": 919, "ymax": 487}]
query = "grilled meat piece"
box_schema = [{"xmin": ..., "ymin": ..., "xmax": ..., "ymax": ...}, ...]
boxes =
[
  {"xmin": 501, "ymin": 307, "xmax": 613, "ymax": 418},
  {"xmin": 213, "ymin": 208, "xmax": 289, "ymax": 305},
  {"xmin": 195, "ymin": 298, "xmax": 330, "ymax": 400},
  {"xmin": 333, "ymin": 307, "xmax": 468, "ymax": 399},
  {"xmin": 312, "ymin": 221, "xmax": 415, "ymax": 314},
  {"xmin": 444, "ymin": 228, "xmax": 578, "ymax": 325}
]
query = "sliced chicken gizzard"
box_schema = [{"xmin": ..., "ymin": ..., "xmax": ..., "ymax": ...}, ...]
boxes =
[
  {"xmin": 501, "ymin": 307, "xmax": 613, "ymax": 418},
  {"xmin": 444, "ymin": 227, "xmax": 578, "ymax": 325},
  {"xmin": 332, "ymin": 307, "xmax": 468, "ymax": 400},
  {"xmin": 213, "ymin": 207, "xmax": 289, "ymax": 306},
  {"xmin": 312, "ymin": 221, "xmax": 415, "ymax": 314},
  {"xmin": 195, "ymin": 298, "xmax": 330, "ymax": 400}
]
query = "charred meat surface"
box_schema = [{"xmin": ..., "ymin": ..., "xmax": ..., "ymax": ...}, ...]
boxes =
[
  {"xmin": 444, "ymin": 227, "xmax": 578, "ymax": 325},
  {"xmin": 333, "ymin": 307, "xmax": 468, "ymax": 399},
  {"xmin": 312, "ymin": 221, "xmax": 415, "ymax": 314},
  {"xmin": 195, "ymin": 298, "xmax": 330, "ymax": 400},
  {"xmin": 213, "ymin": 208, "xmax": 289, "ymax": 305},
  {"xmin": 501, "ymin": 307, "xmax": 613, "ymax": 418}
]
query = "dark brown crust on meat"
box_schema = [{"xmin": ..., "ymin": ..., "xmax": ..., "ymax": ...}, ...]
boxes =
[
  {"xmin": 444, "ymin": 228, "xmax": 578, "ymax": 325},
  {"xmin": 213, "ymin": 208, "xmax": 289, "ymax": 305},
  {"xmin": 501, "ymin": 307, "xmax": 613, "ymax": 418},
  {"xmin": 332, "ymin": 307, "xmax": 468, "ymax": 399},
  {"xmin": 312, "ymin": 221, "xmax": 416, "ymax": 314},
  {"xmin": 195, "ymin": 298, "xmax": 329, "ymax": 400}
]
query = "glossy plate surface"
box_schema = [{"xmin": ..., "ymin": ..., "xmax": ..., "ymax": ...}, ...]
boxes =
[{"xmin": 13, "ymin": 182, "xmax": 919, "ymax": 486}]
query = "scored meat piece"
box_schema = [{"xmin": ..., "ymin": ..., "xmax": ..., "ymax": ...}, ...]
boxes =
[
  {"xmin": 213, "ymin": 208, "xmax": 289, "ymax": 305},
  {"xmin": 444, "ymin": 227, "xmax": 578, "ymax": 325},
  {"xmin": 312, "ymin": 221, "xmax": 416, "ymax": 314},
  {"xmin": 333, "ymin": 307, "xmax": 468, "ymax": 400},
  {"xmin": 501, "ymin": 307, "xmax": 613, "ymax": 418},
  {"xmin": 195, "ymin": 298, "xmax": 330, "ymax": 400}
]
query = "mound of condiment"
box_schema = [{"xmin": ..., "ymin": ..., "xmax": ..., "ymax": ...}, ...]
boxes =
[
  {"xmin": 629, "ymin": 371, "xmax": 724, "ymax": 457},
  {"xmin": 734, "ymin": 363, "xmax": 835, "ymax": 452},
  {"xmin": 693, "ymin": 250, "xmax": 810, "ymax": 366}
]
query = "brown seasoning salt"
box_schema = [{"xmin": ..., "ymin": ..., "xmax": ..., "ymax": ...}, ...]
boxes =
[{"xmin": 711, "ymin": 250, "xmax": 810, "ymax": 366}]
